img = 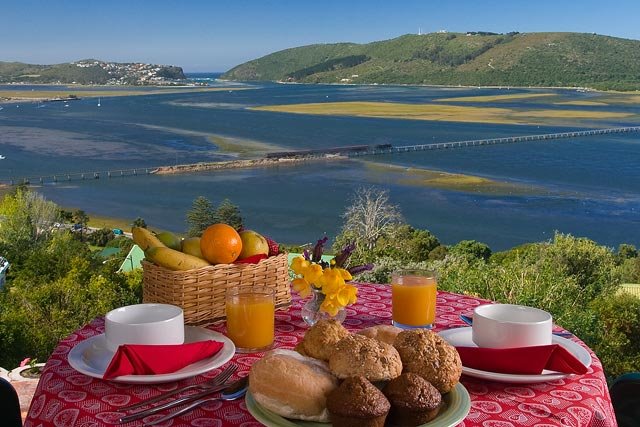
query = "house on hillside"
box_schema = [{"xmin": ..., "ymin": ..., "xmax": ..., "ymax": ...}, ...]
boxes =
[{"xmin": 0, "ymin": 256, "xmax": 9, "ymax": 289}]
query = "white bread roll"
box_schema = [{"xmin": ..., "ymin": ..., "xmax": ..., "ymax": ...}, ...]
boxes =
[{"xmin": 249, "ymin": 349, "xmax": 339, "ymax": 422}]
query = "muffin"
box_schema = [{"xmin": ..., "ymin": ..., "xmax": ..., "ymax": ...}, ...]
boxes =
[
  {"xmin": 326, "ymin": 376, "xmax": 390, "ymax": 427},
  {"xmin": 383, "ymin": 373, "xmax": 442, "ymax": 426},
  {"xmin": 329, "ymin": 334, "xmax": 403, "ymax": 381},
  {"xmin": 297, "ymin": 319, "xmax": 350, "ymax": 361},
  {"xmin": 394, "ymin": 329, "xmax": 461, "ymax": 394},
  {"xmin": 357, "ymin": 324, "xmax": 402, "ymax": 345}
]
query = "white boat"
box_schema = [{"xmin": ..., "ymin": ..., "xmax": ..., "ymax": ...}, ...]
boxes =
[
  {"xmin": 97, "ymin": 98, "xmax": 101, "ymax": 107},
  {"xmin": 0, "ymin": 155, "xmax": 5, "ymax": 160}
]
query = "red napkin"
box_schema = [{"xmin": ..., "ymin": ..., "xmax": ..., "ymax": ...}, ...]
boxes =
[
  {"xmin": 234, "ymin": 254, "xmax": 268, "ymax": 264},
  {"xmin": 455, "ymin": 344, "xmax": 589, "ymax": 375},
  {"xmin": 103, "ymin": 340, "xmax": 224, "ymax": 380}
]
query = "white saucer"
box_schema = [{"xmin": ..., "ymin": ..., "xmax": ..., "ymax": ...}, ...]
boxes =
[
  {"xmin": 68, "ymin": 326, "xmax": 235, "ymax": 383},
  {"xmin": 438, "ymin": 327, "xmax": 592, "ymax": 383}
]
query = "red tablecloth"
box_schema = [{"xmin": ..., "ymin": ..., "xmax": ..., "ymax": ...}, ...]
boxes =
[{"xmin": 25, "ymin": 284, "xmax": 617, "ymax": 427}]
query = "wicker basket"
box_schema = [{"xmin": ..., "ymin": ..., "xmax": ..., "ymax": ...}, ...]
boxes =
[{"xmin": 142, "ymin": 253, "xmax": 291, "ymax": 326}]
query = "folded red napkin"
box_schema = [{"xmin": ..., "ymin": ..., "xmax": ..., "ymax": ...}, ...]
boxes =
[
  {"xmin": 455, "ymin": 344, "xmax": 589, "ymax": 375},
  {"xmin": 234, "ymin": 254, "xmax": 268, "ymax": 264},
  {"xmin": 103, "ymin": 340, "xmax": 224, "ymax": 380}
]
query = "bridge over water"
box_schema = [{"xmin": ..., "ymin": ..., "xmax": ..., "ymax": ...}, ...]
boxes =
[
  {"xmin": 3, "ymin": 126, "xmax": 639, "ymax": 186},
  {"xmin": 347, "ymin": 126, "xmax": 640, "ymax": 156}
]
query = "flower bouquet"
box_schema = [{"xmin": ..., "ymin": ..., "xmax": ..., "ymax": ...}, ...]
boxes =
[{"xmin": 290, "ymin": 237, "xmax": 372, "ymax": 324}]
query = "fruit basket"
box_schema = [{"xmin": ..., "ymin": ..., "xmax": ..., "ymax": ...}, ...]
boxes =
[{"xmin": 142, "ymin": 252, "xmax": 291, "ymax": 325}]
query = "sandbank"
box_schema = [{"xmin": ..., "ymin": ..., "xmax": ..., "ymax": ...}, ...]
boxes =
[{"xmin": 251, "ymin": 101, "xmax": 635, "ymax": 126}]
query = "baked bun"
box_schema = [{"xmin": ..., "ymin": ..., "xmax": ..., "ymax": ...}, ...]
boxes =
[
  {"xmin": 326, "ymin": 376, "xmax": 390, "ymax": 427},
  {"xmin": 329, "ymin": 334, "xmax": 403, "ymax": 381},
  {"xmin": 394, "ymin": 329, "xmax": 462, "ymax": 394},
  {"xmin": 357, "ymin": 324, "xmax": 402, "ymax": 345},
  {"xmin": 297, "ymin": 319, "xmax": 350, "ymax": 361},
  {"xmin": 249, "ymin": 349, "xmax": 338, "ymax": 422},
  {"xmin": 383, "ymin": 373, "xmax": 442, "ymax": 426}
]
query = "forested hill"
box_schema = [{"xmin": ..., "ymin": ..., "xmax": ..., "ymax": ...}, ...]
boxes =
[
  {"xmin": 222, "ymin": 32, "xmax": 640, "ymax": 90},
  {"xmin": 0, "ymin": 59, "xmax": 186, "ymax": 85}
]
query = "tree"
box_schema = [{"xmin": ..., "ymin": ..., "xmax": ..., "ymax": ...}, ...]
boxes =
[
  {"xmin": 337, "ymin": 187, "xmax": 403, "ymax": 262},
  {"xmin": 72, "ymin": 209, "xmax": 89, "ymax": 241},
  {"xmin": 87, "ymin": 228, "xmax": 115, "ymax": 247},
  {"xmin": 132, "ymin": 217, "xmax": 147, "ymax": 228},
  {"xmin": 216, "ymin": 199, "xmax": 243, "ymax": 230},
  {"xmin": 186, "ymin": 196, "xmax": 217, "ymax": 237},
  {"xmin": 449, "ymin": 240, "xmax": 492, "ymax": 262}
]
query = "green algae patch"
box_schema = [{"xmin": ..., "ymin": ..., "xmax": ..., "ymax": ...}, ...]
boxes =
[
  {"xmin": 438, "ymin": 93, "xmax": 555, "ymax": 102},
  {"xmin": 555, "ymin": 100, "xmax": 609, "ymax": 106},
  {"xmin": 252, "ymin": 101, "xmax": 635, "ymax": 126},
  {"xmin": 361, "ymin": 161, "xmax": 540, "ymax": 195}
]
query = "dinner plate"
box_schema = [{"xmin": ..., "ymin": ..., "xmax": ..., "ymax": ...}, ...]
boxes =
[
  {"xmin": 67, "ymin": 326, "xmax": 235, "ymax": 383},
  {"xmin": 438, "ymin": 327, "xmax": 592, "ymax": 383},
  {"xmin": 245, "ymin": 382, "xmax": 471, "ymax": 427}
]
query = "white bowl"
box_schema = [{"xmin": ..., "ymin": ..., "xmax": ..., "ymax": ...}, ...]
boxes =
[
  {"xmin": 471, "ymin": 304, "xmax": 552, "ymax": 349},
  {"xmin": 105, "ymin": 303, "xmax": 184, "ymax": 351}
]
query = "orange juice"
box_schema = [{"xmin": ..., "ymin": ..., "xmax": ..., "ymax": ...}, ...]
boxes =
[
  {"xmin": 226, "ymin": 288, "xmax": 274, "ymax": 351},
  {"xmin": 391, "ymin": 272, "xmax": 437, "ymax": 328}
]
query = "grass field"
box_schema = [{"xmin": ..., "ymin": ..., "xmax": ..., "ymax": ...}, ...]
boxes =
[{"xmin": 252, "ymin": 101, "xmax": 635, "ymax": 126}]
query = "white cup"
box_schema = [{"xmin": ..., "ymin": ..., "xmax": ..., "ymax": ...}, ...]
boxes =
[
  {"xmin": 471, "ymin": 303, "xmax": 552, "ymax": 349},
  {"xmin": 104, "ymin": 303, "xmax": 184, "ymax": 352}
]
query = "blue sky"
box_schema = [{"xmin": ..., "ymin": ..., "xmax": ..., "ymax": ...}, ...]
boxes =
[{"xmin": 2, "ymin": 0, "xmax": 639, "ymax": 72}]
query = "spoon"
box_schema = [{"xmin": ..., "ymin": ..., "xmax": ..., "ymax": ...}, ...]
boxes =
[
  {"xmin": 144, "ymin": 376, "xmax": 249, "ymax": 426},
  {"xmin": 459, "ymin": 314, "xmax": 574, "ymax": 338}
]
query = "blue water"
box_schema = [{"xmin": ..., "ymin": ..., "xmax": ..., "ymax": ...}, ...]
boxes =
[{"xmin": 1, "ymin": 78, "xmax": 639, "ymax": 251}]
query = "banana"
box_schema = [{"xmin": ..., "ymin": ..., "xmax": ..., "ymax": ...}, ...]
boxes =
[
  {"xmin": 132, "ymin": 226, "xmax": 165, "ymax": 251},
  {"xmin": 145, "ymin": 246, "xmax": 211, "ymax": 271}
]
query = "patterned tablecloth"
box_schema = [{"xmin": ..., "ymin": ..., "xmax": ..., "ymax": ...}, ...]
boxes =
[{"xmin": 25, "ymin": 284, "xmax": 617, "ymax": 427}]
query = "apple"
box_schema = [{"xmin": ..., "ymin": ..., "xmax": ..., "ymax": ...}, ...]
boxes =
[
  {"xmin": 181, "ymin": 237, "xmax": 205, "ymax": 259},
  {"xmin": 238, "ymin": 230, "xmax": 269, "ymax": 259}
]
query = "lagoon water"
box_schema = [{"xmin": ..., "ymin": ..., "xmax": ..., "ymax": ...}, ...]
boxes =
[{"xmin": 0, "ymin": 77, "xmax": 639, "ymax": 250}]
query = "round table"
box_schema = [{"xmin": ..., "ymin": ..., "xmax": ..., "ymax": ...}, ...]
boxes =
[{"xmin": 25, "ymin": 284, "xmax": 617, "ymax": 427}]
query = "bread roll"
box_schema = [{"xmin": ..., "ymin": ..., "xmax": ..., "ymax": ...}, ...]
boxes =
[
  {"xmin": 249, "ymin": 349, "xmax": 338, "ymax": 422},
  {"xmin": 394, "ymin": 329, "xmax": 462, "ymax": 394},
  {"xmin": 329, "ymin": 334, "xmax": 403, "ymax": 381},
  {"xmin": 297, "ymin": 319, "xmax": 350, "ymax": 361},
  {"xmin": 357, "ymin": 324, "xmax": 402, "ymax": 345}
]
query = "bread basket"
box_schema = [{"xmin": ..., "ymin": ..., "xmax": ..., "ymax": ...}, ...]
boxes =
[{"xmin": 142, "ymin": 252, "xmax": 291, "ymax": 325}]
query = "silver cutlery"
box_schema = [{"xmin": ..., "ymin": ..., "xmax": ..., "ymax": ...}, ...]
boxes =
[
  {"xmin": 143, "ymin": 376, "xmax": 249, "ymax": 426},
  {"xmin": 118, "ymin": 364, "xmax": 237, "ymax": 423},
  {"xmin": 458, "ymin": 314, "xmax": 574, "ymax": 338}
]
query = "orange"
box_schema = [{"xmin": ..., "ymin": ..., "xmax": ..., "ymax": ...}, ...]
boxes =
[{"xmin": 200, "ymin": 223, "xmax": 243, "ymax": 264}]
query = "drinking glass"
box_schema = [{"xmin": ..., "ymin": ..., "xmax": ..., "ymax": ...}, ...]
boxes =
[
  {"xmin": 391, "ymin": 270, "xmax": 437, "ymax": 329},
  {"xmin": 225, "ymin": 286, "xmax": 275, "ymax": 352}
]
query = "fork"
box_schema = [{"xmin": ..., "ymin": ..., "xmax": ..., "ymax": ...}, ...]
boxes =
[{"xmin": 119, "ymin": 364, "xmax": 237, "ymax": 412}]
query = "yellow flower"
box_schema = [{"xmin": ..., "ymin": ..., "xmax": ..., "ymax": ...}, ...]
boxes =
[
  {"xmin": 290, "ymin": 256, "xmax": 310, "ymax": 275},
  {"xmin": 320, "ymin": 294, "xmax": 342, "ymax": 317},
  {"xmin": 305, "ymin": 263, "xmax": 324, "ymax": 284},
  {"xmin": 292, "ymin": 278, "xmax": 312, "ymax": 298}
]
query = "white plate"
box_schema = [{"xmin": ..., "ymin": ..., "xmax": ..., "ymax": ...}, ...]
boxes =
[
  {"xmin": 438, "ymin": 327, "xmax": 592, "ymax": 383},
  {"xmin": 246, "ymin": 382, "xmax": 471, "ymax": 427},
  {"xmin": 68, "ymin": 326, "xmax": 235, "ymax": 383}
]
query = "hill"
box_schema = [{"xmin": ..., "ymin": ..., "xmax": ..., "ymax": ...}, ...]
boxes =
[
  {"xmin": 0, "ymin": 59, "xmax": 186, "ymax": 85},
  {"xmin": 222, "ymin": 32, "xmax": 640, "ymax": 90}
]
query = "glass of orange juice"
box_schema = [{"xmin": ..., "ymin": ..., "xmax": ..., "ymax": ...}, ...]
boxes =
[
  {"xmin": 391, "ymin": 270, "xmax": 437, "ymax": 329},
  {"xmin": 226, "ymin": 286, "xmax": 275, "ymax": 352}
]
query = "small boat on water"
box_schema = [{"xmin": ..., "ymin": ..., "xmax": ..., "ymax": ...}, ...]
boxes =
[
  {"xmin": 0, "ymin": 155, "xmax": 5, "ymax": 160},
  {"xmin": 97, "ymin": 98, "xmax": 101, "ymax": 107}
]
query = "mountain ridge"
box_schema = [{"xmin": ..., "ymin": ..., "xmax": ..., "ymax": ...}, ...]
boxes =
[{"xmin": 222, "ymin": 32, "xmax": 640, "ymax": 91}]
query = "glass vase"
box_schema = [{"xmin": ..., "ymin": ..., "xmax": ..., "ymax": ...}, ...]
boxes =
[{"xmin": 301, "ymin": 288, "xmax": 347, "ymax": 326}]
